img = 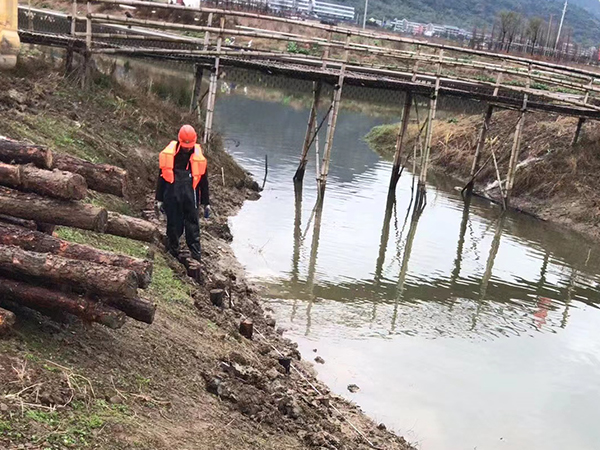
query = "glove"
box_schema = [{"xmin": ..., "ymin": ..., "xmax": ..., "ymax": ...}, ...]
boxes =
[
  {"xmin": 203, "ymin": 205, "xmax": 211, "ymax": 219},
  {"xmin": 154, "ymin": 201, "xmax": 164, "ymax": 218}
]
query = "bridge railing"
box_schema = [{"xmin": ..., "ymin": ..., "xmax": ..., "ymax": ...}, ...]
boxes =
[{"xmin": 71, "ymin": 0, "xmax": 600, "ymax": 117}]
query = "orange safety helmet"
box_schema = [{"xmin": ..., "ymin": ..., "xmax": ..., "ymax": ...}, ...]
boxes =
[{"xmin": 178, "ymin": 124, "xmax": 197, "ymax": 149}]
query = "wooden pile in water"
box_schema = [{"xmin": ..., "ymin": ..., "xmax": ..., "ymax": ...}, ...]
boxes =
[{"xmin": 0, "ymin": 136, "xmax": 160, "ymax": 330}]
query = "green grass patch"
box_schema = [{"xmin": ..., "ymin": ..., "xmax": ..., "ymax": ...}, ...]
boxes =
[
  {"xmin": 148, "ymin": 255, "xmax": 191, "ymax": 304},
  {"xmin": 55, "ymin": 228, "xmax": 149, "ymax": 259},
  {"xmin": 364, "ymin": 123, "xmax": 398, "ymax": 158},
  {"xmin": 0, "ymin": 419, "xmax": 12, "ymax": 433}
]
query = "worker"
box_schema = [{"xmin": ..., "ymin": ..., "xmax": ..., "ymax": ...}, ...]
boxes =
[{"xmin": 155, "ymin": 125, "xmax": 210, "ymax": 262}]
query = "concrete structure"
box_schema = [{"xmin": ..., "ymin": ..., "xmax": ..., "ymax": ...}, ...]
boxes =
[{"xmin": 267, "ymin": 0, "xmax": 354, "ymax": 22}]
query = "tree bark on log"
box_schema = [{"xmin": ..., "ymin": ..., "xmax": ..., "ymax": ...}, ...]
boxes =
[
  {"xmin": 0, "ymin": 224, "xmax": 153, "ymax": 288},
  {"xmin": 0, "ymin": 306, "xmax": 16, "ymax": 335},
  {"xmin": 0, "ymin": 138, "xmax": 53, "ymax": 169},
  {"xmin": 106, "ymin": 212, "xmax": 160, "ymax": 244},
  {"xmin": 53, "ymin": 153, "xmax": 127, "ymax": 197},
  {"xmin": 0, "ymin": 214, "xmax": 37, "ymax": 230},
  {"xmin": 0, "ymin": 276, "xmax": 126, "ymax": 329},
  {"xmin": 0, "ymin": 245, "xmax": 139, "ymax": 299},
  {"xmin": 101, "ymin": 296, "xmax": 156, "ymax": 324},
  {"xmin": 0, "ymin": 187, "xmax": 108, "ymax": 232},
  {"xmin": 0, "ymin": 162, "xmax": 88, "ymax": 200}
]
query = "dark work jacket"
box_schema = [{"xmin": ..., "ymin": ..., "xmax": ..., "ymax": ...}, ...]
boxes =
[{"xmin": 155, "ymin": 148, "xmax": 210, "ymax": 207}]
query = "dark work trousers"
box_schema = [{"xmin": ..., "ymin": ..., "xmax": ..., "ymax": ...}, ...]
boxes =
[{"xmin": 163, "ymin": 169, "xmax": 201, "ymax": 261}]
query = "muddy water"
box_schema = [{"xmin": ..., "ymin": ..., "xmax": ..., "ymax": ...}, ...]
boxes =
[{"xmin": 212, "ymin": 90, "xmax": 600, "ymax": 450}]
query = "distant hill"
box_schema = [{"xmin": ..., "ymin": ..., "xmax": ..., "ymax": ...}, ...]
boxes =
[{"xmin": 338, "ymin": 0, "xmax": 600, "ymax": 46}]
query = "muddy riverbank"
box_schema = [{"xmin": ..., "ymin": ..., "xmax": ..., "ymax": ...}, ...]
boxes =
[
  {"xmin": 366, "ymin": 109, "xmax": 600, "ymax": 240},
  {"xmin": 0, "ymin": 54, "xmax": 413, "ymax": 449}
]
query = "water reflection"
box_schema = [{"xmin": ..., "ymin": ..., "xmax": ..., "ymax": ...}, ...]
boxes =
[{"xmin": 215, "ymin": 85, "xmax": 600, "ymax": 450}]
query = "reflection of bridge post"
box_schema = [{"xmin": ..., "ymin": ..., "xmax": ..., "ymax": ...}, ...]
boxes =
[
  {"xmin": 294, "ymin": 81, "xmax": 322, "ymax": 184},
  {"xmin": 450, "ymin": 194, "xmax": 472, "ymax": 285},
  {"xmin": 480, "ymin": 215, "xmax": 505, "ymax": 300},
  {"xmin": 291, "ymin": 182, "xmax": 303, "ymax": 286},
  {"xmin": 415, "ymin": 50, "xmax": 443, "ymax": 212},
  {"xmin": 305, "ymin": 198, "xmax": 324, "ymax": 336},
  {"xmin": 471, "ymin": 215, "xmax": 505, "ymax": 330},
  {"xmin": 317, "ymin": 34, "xmax": 350, "ymax": 197},
  {"xmin": 391, "ymin": 206, "xmax": 422, "ymax": 331},
  {"xmin": 389, "ymin": 92, "xmax": 412, "ymax": 192},
  {"xmin": 375, "ymin": 191, "xmax": 396, "ymax": 284}
]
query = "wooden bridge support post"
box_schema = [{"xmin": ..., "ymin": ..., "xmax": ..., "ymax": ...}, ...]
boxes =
[
  {"xmin": 65, "ymin": 0, "xmax": 77, "ymax": 74},
  {"xmin": 504, "ymin": 65, "xmax": 531, "ymax": 208},
  {"xmin": 189, "ymin": 64, "xmax": 204, "ymax": 115},
  {"xmin": 81, "ymin": 1, "xmax": 92, "ymax": 89},
  {"xmin": 572, "ymin": 77, "xmax": 593, "ymax": 146},
  {"xmin": 389, "ymin": 91, "xmax": 413, "ymax": 192},
  {"xmin": 203, "ymin": 17, "xmax": 224, "ymax": 149},
  {"xmin": 415, "ymin": 50, "xmax": 443, "ymax": 212},
  {"xmin": 317, "ymin": 34, "xmax": 350, "ymax": 198},
  {"xmin": 465, "ymin": 105, "xmax": 494, "ymax": 195},
  {"xmin": 466, "ymin": 66, "xmax": 503, "ymax": 196},
  {"xmin": 294, "ymin": 81, "xmax": 322, "ymax": 184}
]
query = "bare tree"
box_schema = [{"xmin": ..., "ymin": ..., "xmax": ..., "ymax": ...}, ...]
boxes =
[
  {"xmin": 498, "ymin": 11, "xmax": 522, "ymax": 52},
  {"xmin": 527, "ymin": 17, "xmax": 544, "ymax": 55}
]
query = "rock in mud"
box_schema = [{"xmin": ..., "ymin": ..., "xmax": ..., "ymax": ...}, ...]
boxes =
[
  {"xmin": 314, "ymin": 356, "xmax": 325, "ymax": 364},
  {"xmin": 347, "ymin": 384, "xmax": 360, "ymax": 393}
]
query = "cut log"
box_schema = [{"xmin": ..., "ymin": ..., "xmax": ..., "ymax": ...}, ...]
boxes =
[
  {"xmin": 101, "ymin": 296, "xmax": 156, "ymax": 324},
  {"xmin": 0, "ymin": 276, "xmax": 126, "ymax": 329},
  {"xmin": 0, "ymin": 137, "xmax": 53, "ymax": 169},
  {"xmin": 0, "ymin": 245, "xmax": 139, "ymax": 299},
  {"xmin": 53, "ymin": 153, "xmax": 127, "ymax": 197},
  {"xmin": 0, "ymin": 162, "xmax": 88, "ymax": 200},
  {"xmin": 0, "ymin": 214, "xmax": 36, "ymax": 230},
  {"xmin": 0, "ymin": 306, "xmax": 16, "ymax": 335},
  {"xmin": 106, "ymin": 212, "xmax": 160, "ymax": 243},
  {"xmin": 0, "ymin": 187, "xmax": 108, "ymax": 232},
  {"xmin": 210, "ymin": 289, "xmax": 224, "ymax": 308},
  {"xmin": 0, "ymin": 224, "xmax": 153, "ymax": 288},
  {"xmin": 239, "ymin": 319, "xmax": 253, "ymax": 339}
]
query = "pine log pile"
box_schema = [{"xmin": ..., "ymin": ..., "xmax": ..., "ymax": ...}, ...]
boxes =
[{"xmin": 0, "ymin": 137, "xmax": 160, "ymax": 329}]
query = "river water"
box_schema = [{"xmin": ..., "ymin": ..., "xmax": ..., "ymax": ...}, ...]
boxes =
[
  {"xmin": 211, "ymin": 81, "xmax": 600, "ymax": 450},
  {"xmin": 105, "ymin": 58, "xmax": 600, "ymax": 449}
]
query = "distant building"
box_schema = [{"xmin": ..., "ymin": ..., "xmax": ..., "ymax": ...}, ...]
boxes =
[{"xmin": 267, "ymin": 0, "xmax": 355, "ymax": 22}]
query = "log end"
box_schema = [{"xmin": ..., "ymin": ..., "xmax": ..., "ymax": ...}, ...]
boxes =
[
  {"xmin": 95, "ymin": 208, "xmax": 109, "ymax": 233},
  {"xmin": 67, "ymin": 173, "xmax": 88, "ymax": 201},
  {"xmin": 0, "ymin": 307, "xmax": 16, "ymax": 335}
]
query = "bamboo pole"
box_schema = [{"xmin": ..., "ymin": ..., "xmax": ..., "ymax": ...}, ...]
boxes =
[
  {"xmin": 389, "ymin": 91, "xmax": 412, "ymax": 192},
  {"xmin": 504, "ymin": 64, "xmax": 531, "ymax": 207},
  {"xmin": 317, "ymin": 34, "xmax": 350, "ymax": 198},
  {"xmin": 82, "ymin": 1, "xmax": 92, "ymax": 88},
  {"xmin": 415, "ymin": 49, "xmax": 443, "ymax": 211},
  {"xmin": 294, "ymin": 81, "xmax": 322, "ymax": 184},
  {"xmin": 573, "ymin": 77, "xmax": 593, "ymax": 145},
  {"xmin": 203, "ymin": 17, "xmax": 224, "ymax": 147}
]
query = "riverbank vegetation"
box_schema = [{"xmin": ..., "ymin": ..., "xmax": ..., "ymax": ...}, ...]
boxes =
[
  {"xmin": 366, "ymin": 110, "xmax": 600, "ymax": 238},
  {"xmin": 0, "ymin": 53, "xmax": 413, "ymax": 449}
]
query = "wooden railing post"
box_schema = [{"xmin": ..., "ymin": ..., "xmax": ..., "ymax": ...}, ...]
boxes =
[{"xmin": 82, "ymin": 1, "xmax": 92, "ymax": 88}]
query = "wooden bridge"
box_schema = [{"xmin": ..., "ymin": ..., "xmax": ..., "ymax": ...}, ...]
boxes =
[{"xmin": 17, "ymin": 0, "xmax": 600, "ymax": 209}]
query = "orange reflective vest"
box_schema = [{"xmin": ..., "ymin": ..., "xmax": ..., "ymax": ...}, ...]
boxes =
[{"xmin": 159, "ymin": 141, "xmax": 207, "ymax": 189}]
